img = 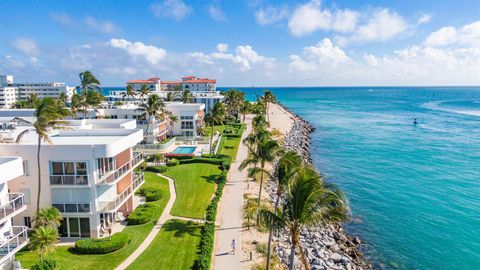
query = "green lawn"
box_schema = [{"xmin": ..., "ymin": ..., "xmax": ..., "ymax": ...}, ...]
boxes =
[
  {"xmin": 127, "ymin": 219, "xmax": 202, "ymax": 270},
  {"xmin": 219, "ymin": 124, "xmax": 245, "ymax": 160},
  {"xmin": 16, "ymin": 172, "xmax": 170, "ymax": 270},
  {"xmin": 163, "ymin": 163, "xmax": 221, "ymax": 219},
  {"xmin": 204, "ymin": 125, "xmax": 225, "ymax": 136}
]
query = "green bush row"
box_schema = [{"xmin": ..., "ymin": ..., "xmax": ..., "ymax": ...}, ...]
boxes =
[
  {"xmin": 30, "ymin": 259, "xmax": 57, "ymax": 270},
  {"xmin": 75, "ymin": 232, "xmax": 128, "ymax": 254},
  {"xmin": 145, "ymin": 165, "xmax": 168, "ymax": 173},
  {"xmin": 139, "ymin": 187, "xmax": 163, "ymax": 202},
  {"xmin": 126, "ymin": 204, "xmax": 159, "ymax": 225},
  {"xmin": 194, "ymin": 171, "xmax": 227, "ymax": 270}
]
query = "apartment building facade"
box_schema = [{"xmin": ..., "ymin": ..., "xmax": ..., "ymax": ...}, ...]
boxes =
[
  {"xmin": 126, "ymin": 77, "xmax": 161, "ymax": 92},
  {"xmin": 0, "ymin": 156, "xmax": 28, "ymax": 269},
  {"xmin": 0, "ymin": 75, "xmax": 75, "ymax": 108},
  {"xmin": 0, "ymin": 118, "xmax": 144, "ymax": 239}
]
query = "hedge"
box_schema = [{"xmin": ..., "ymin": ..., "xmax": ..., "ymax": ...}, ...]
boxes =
[
  {"xmin": 179, "ymin": 156, "xmax": 231, "ymax": 167},
  {"xmin": 194, "ymin": 171, "xmax": 227, "ymax": 270},
  {"xmin": 126, "ymin": 204, "xmax": 158, "ymax": 225},
  {"xmin": 138, "ymin": 187, "xmax": 162, "ymax": 202},
  {"xmin": 30, "ymin": 259, "xmax": 57, "ymax": 270},
  {"xmin": 145, "ymin": 165, "xmax": 168, "ymax": 173},
  {"xmin": 75, "ymin": 232, "xmax": 128, "ymax": 254},
  {"xmin": 167, "ymin": 158, "xmax": 179, "ymax": 167}
]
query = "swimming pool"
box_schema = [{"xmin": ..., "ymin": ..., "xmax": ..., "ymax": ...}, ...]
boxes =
[{"xmin": 171, "ymin": 146, "xmax": 196, "ymax": 154}]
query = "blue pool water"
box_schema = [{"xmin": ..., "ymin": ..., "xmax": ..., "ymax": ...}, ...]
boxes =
[
  {"xmin": 221, "ymin": 87, "xmax": 480, "ymax": 270},
  {"xmin": 171, "ymin": 146, "xmax": 196, "ymax": 154}
]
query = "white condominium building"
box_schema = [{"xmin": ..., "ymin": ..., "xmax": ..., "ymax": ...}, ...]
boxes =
[
  {"xmin": 0, "ymin": 117, "xmax": 145, "ymax": 239},
  {"xmin": 0, "ymin": 75, "xmax": 76, "ymax": 108},
  {"xmin": 0, "ymin": 156, "xmax": 28, "ymax": 269}
]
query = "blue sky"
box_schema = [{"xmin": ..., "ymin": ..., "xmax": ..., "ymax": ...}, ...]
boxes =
[{"xmin": 1, "ymin": 0, "xmax": 479, "ymax": 86}]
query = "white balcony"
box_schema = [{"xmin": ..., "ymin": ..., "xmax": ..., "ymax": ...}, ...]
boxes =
[
  {"xmin": 98, "ymin": 173, "xmax": 144, "ymax": 213},
  {"xmin": 0, "ymin": 226, "xmax": 28, "ymax": 265},
  {"xmin": 97, "ymin": 153, "xmax": 144, "ymax": 185},
  {"xmin": 0, "ymin": 193, "xmax": 26, "ymax": 223}
]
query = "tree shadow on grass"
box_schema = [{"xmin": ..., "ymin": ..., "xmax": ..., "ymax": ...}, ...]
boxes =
[
  {"xmin": 201, "ymin": 174, "xmax": 220, "ymax": 184},
  {"xmin": 163, "ymin": 220, "xmax": 202, "ymax": 238}
]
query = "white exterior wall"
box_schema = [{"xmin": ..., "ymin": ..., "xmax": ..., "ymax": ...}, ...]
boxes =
[
  {"xmin": 182, "ymin": 82, "xmax": 216, "ymax": 92},
  {"xmin": 127, "ymin": 82, "xmax": 160, "ymax": 92},
  {"xmin": 0, "ymin": 87, "xmax": 17, "ymax": 108},
  {"xmin": 165, "ymin": 102, "xmax": 205, "ymax": 136}
]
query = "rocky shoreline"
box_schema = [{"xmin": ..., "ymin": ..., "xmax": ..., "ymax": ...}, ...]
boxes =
[{"xmin": 270, "ymin": 102, "xmax": 372, "ymax": 270}]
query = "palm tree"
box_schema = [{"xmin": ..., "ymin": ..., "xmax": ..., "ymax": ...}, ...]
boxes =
[
  {"xmin": 28, "ymin": 226, "xmax": 59, "ymax": 261},
  {"xmin": 76, "ymin": 90, "xmax": 104, "ymax": 118},
  {"xmin": 139, "ymin": 84, "xmax": 151, "ymax": 103},
  {"xmin": 262, "ymin": 90, "xmax": 276, "ymax": 123},
  {"xmin": 166, "ymin": 91, "xmax": 177, "ymax": 101},
  {"xmin": 240, "ymin": 138, "xmax": 281, "ymax": 208},
  {"xmin": 181, "ymin": 89, "xmax": 194, "ymax": 103},
  {"xmin": 259, "ymin": 167, "xmax": 348, "ymax": 270},
  {"xmin": 34, "ymin": 207, "xmax": 63, "ymax": 228},
  {"xmin": 70, "ymin": 93, "xmax": 82, "ymax": 117},
  {"xmin": 205, "ymin": 102, "xmax": 225, "ymax": 156},
  {"xmin": 240, "ymin": 101, "xmax": 252, "ymax": 123},
  {"xmin": 78, "ymin": 71, "xmax": 101, "ymax": 119},
  {"xmin": 33, "ymin": 98, "xmax": 71, "ymax": 215},
  {"xmin": 168, "ymin": 114, "xmax": 178, "ymax": 138},
  {"xmin": 252, "ymin": 114, "xmax": 268, "ymax": 133},
  {"xmin": 265, "ymin": 151, "xmax": 302, "ymax": 269},
  {"xmin": 124, "ymin": 85, "xmax": 136, "ymax": 102},
  {"xmin": 136, "ymin": 94, "xmax": 166, "ymax": 138},
  {"xmin": 223, "ymin": 89, "xmax": 245, "ymax": 120}
]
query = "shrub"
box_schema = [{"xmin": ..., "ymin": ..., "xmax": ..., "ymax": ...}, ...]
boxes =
[
  {"xmin": 167, "ymin": 158, "xmax": 179, "ymax": 166},
  {"xmin": 31, "ymin": 259, "xmax": 57, "ymax": 270},
  {"xmin": 145, "ymin": 165, "xmax": 168, "ymax": 173},
  {"xmin": 139, "ymin": 187, "xmax": 162, "ymax": 202},
  {"xmin": 126, "ymin": 204, "xmax": 158, "ymax": 225},
  {"xmin": 221, "ymin": 161, "xmax": 230, "ymax": 171},
  {"xmin": 138, "ymin": 161, "xmax": 148, "ymax": 171},
  {"xmin": 75, "ymin": 232, "xmax": 128, "ymax": 254}
]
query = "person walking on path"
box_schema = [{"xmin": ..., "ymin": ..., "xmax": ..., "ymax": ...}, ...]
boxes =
[{"xmin": 231, "ymin": 239, "xmax": 237, "ymax": 255}]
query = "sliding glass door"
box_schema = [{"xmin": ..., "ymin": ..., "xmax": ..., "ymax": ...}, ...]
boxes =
[{"xmin": 58, "ymin": 217, "xmax": 90, "ymax": 238}]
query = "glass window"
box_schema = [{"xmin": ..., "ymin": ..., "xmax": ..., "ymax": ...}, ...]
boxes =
[
  {"xmin": 69, "ymin": 218, "xmax": 80, "ymax": 237},
  {"xmin": 52, "ymin": 204, "xmax": 65, "ymax": 212},
  {"xmin": 64, "ymin": 162, "xmax": 75, "ymax": 175},
  {"xmin": 80, "ymin": 218, "xmax": 90, "ymax": 237},
  {"xmin": 76, "ymin": 162, "xmax": 87, "ymax": 175},
  {"xmin": 24, "ymin": 217, "xmax": 32, "ymax": 228},
  {"xmin": 63, "ymin": 176, "xmax": 75, "ymax": 185},
  {"xmin": 65, "ymin": 204, "xmax": 77, "ymax": 212},
  {"xmin": 59, "ymin": 219, "xmax": 68, "ymax": 237},
  {"xmin": 51, "ymin": 162, "xmax": 63, "ymax": 175},
  {"xmin": 78, "ymin": 204, "xmax": 90, "ymax": 213}
]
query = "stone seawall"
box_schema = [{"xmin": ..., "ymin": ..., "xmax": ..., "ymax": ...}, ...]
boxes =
[{"xmin": 270, "ymin": 102, "xmax": 372, "ymax": 270}]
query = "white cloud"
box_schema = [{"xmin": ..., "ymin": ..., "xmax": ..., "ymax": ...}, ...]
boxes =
[
  {"xmin": 255, "ymin": 5, "xmax": 289, "ymax": 26},
  {"xmin": 12, "ymin": 38, "xmax": 39, "ymax": 56},
  {"xmin": 84, "ymin": 17, "xmax": 119, "ymax": 34},
  {"xmin": 151, "ymin": 0, "xmax": 192, "ymax": 21},
  {"xmin": 109, "ymin": 39, "xmax": 167, "ymax": 64},
  {"xmin": 216, "ymin": 43, "xmax": 228, "ymax": 53},
  {"xmin": 289, "ymin": 38, "xmax": 349, "ymax": 71},
  {"xmin": 424, "ymin": 20, "xmax": 480, "ymax": 47},
  {"xmin": 424, "ymin": 26, "xmax": 457, "ymax": 46},
  {"xmin": 346, "ymin": 9, "xmax": 407, "ymax": 44},
  {"xmin": 287, "ymin": 0, "xmax": 359, "ymax": 36},
  {"xmin": 416, "ymin": 14, "xmax": 432, "ymax": 26},
  {"xmin": 208, "ymin": 4, "xmax": 226, "ymax": 21},
  {"xmin": 49, "ymin": 13, "xmax": 72, "ymax": 26}
]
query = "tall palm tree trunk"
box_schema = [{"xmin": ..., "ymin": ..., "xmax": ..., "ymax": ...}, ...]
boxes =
[
  {"xmin": 288, "ymin": 242, "xmax": 297, "ymax": 270},
  {"xmin": 36, "ymin": 135, "xmax": 42, "ymax": 215},
  {"xmin": 299, "ymin": 245, "xmax": 311, "ymax": 270},
  {"xmin": 257, "ymin": 162, "xmax": 265, "ymax": 208},
  {"xmin": 266, "ymin": 191, "xmax": 282, "ymax": 270}
]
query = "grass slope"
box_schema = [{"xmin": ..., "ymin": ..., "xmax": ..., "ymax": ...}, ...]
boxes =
[
  {"xmin": 127, "ymin": 219, "xmax": 202, "ymax": 270},
  {"xmin": 163, "ymin": 163, "xmax": 220, "ymax": 219},
  {"xmin": 16, "ymin": 172, "xmax": 169, "ymax": 270}
]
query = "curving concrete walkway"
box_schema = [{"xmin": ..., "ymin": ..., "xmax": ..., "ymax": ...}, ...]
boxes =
[{"xmin": 116, "ymin": 173, "xmax": 201, "ymax": 270}]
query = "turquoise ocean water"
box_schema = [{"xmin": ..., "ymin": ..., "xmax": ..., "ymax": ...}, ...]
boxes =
[
  {"xmin": 224, "ymin": 87, "xmax": 480, "ymax": 270},
  {"xmin": 105, "ymin": 86, "xmax": 480, "ymax": 269}
]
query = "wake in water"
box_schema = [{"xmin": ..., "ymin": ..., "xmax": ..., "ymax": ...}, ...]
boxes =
[{"xmin": 421, "ymin": 100, "xmax": 480, "ymax": 117}]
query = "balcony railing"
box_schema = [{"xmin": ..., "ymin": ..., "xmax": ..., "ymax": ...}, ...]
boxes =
[
  {"xmin": 0, "ymin": 226, "xmax": 28, "ymax": 264},
  {"xmin": 52, "ymin": 203, "xmax": 91, "ymax": 213},
  {"xmin": 99, "ymin": 174, "xmax": 144, "ymax": 212},
  {"xmin": 99, "ymin": 162, "xmax": 131, "ymax": 185},
  {"xmin": 132, "ymin": 173, "xmax": 145, "ymax": 191},
  {"xmin": 49, "ymin": 175, "xmax": 89, "ymax": 186},
  {"xmin": 0, "ymin": 193, "xmax": 25, "ymax": 221},
  {"xmin": 132, "ymin": 152, "xmax": 144, "ymax": 168}
]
